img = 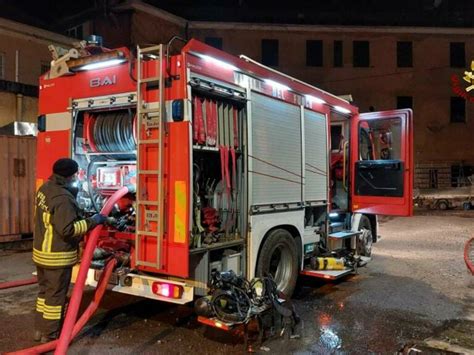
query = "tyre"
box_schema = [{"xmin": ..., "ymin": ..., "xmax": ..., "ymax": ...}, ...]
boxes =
[
  {"xmin": 256, "ymin": 229, "xmax": 298, "ymax": 297},
  {"xmin": 357, "ymin": 215, "xmax": 373, "ymax": 257},
  {"xmin": 437, "ymin": 200, "xmax": 449, "ymax": 210}
]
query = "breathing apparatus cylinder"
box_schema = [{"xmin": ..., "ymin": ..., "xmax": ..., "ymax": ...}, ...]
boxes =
[{"xmin": 311, "ymin": 257, "xmax": 345, "ymax": 270}]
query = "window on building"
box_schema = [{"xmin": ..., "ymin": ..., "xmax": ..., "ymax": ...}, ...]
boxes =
[
  {"xmin": 451, "ymin": 164, "xmax": 474, "ymax": 187},
  {"xmin": 397, "ymin": 41, "xmax": 413, "ymax": 67},
  {"xmin": 261, "ymin": 39, "xmax": 279, "ymax": 67},
  {"xmin": 397, "ymin": 96, "xmax": 413, "ymax": 109},
  {"xmin": 0, "ymin": 52, "xmax": 4, "ymax": 79},
  {"xmin": 66, "ymin": 24, "xmax": 83, "ymax": 39},
  {"xmin": 40, "ymin": 61, "xmax": 50, "ymax": 75},
  {"xmin": 333, "ymin": 40, "xmax": 343, "ymax": 67},
  {"xmin": 428, "ymin": 169, "xmax": 439, "ymax": 188},
  {"xmin": 450, "ymin": 42, "xmax": 465, "ymax": 68},
  {"xmin": 450, "ymin": 96, "xmax": 466, "ymax": 123},
  {"xmin": 306, "ymin": 40, "xmax": 323, "ymax": 67},
  {"xmin": 353, "ymin": 41, "xmax": 370, "ymax": 67},
  {"xmin": 205, "ymin": 37, "xmax": 223, "ymax": 50}
]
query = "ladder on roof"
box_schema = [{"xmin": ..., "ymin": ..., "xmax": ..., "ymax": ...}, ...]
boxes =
[{"xmin": 135, "ymin": 44, "xmax": 166, "ymax": 269}]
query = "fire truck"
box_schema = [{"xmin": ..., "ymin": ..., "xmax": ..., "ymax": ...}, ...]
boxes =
[{"xmin": 37, "ymin": 38, "xmax": 413, "ymax": 303}]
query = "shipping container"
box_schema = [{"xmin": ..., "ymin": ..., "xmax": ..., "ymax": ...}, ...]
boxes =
[{"xmin": 0, "ymin": 135, "xmax": 36, "ymax": 241}]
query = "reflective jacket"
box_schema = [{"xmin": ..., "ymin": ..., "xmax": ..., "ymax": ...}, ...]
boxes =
[{"xmin": 33, "ymin": 174, "xmax": 96, "ymax": 269}]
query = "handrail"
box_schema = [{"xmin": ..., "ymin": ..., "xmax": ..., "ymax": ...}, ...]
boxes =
[{"xmin": 342, "ymin": 141, "xmax": 349, "ymax": 192}]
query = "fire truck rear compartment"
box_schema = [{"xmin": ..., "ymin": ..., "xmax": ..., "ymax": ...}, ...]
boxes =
[{"xmin": 69, "ymin": 88, "xmax": 247, "ymax": 296}]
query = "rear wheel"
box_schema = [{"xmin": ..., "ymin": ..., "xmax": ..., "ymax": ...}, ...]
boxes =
[
  {"xmin": 357, "ymin": 215, "xmax": 373, "ymax": 257},
  {"xmin": 256, "ymin": 229, "xmax": 298, "ymax": 297},
  {"xmin": 437, "ymin": 200, "xmax": 449, "ymax": 210}
]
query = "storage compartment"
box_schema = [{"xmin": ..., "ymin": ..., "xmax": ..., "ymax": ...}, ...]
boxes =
[
  {"xmin": 190, "ymin": 90, "xmax": 246, "ymax": 250},
  {"xmin": 188, "ymin": 85, "xmax": 247, "ymax": 288}
]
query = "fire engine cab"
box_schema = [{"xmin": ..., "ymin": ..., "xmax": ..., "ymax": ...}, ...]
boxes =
[{"xmin": 37, "ymin": 38, "xmax": 413, "ymax": 302}]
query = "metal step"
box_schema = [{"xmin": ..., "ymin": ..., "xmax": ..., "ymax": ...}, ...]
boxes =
[
  {"xmin": 140, "ymin": 45, "xmax": 162, "ymax": 54},
  {"xmin": 138, "ymin": 170, "xmax": 160, "ymax": 175},
  {"xmin": 300, "ymin": 268, "xmax": 354, "ymax": 280},
  {"xmin": 139, "ymin": 108, "xmax": 161, "ymax": 115},
  {"xmin": 328, "ymin": 230, "xmax": 361, "ymax": 239},
  {"xmin": 136, "ymin": 200, "xmax": 159, "ymax": 206},
  {"xmin": 137, "ymin": 231, "xmax": 159, "ymax": 237},
  {"xmin": 138, "ymin": 139, "xmax": 161, "ymax": 144},
  {"xmin": 141, "ymin": 77, "xmax": 160, "ymax": 83},
  {"xmin": 329, "ymin": 221, "xmax": 344, "ymax": 232}
]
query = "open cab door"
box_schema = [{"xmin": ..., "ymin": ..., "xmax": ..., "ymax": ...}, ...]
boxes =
[{"xmin": 350, "ymin": 109, "xmax": 413, "ymax": 216}]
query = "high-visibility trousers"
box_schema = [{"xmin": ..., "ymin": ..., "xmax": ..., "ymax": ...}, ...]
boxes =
[{"xmin": 35, "ymin": 266, "xmax": 72, "ymax": 337}]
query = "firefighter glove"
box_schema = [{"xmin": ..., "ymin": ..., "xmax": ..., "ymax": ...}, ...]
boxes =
[{"xmin": 91, "ymin": 213, "xmax": 107, "ymax": 225}]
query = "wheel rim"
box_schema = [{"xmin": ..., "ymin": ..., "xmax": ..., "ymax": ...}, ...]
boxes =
[
  {"xmin": 268, "ymin": 243, "xmax": 293, "ymax": 291},
  {"xmin": 359, "ymin": 227, "xmax": 372, "ymax": 255}
]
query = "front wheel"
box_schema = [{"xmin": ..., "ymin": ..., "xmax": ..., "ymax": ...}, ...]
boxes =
[
  {"xmin": 256, "ymin": 229, "xmax": 298, "ymax": 297},
  {"xmin": 357, "ymin": 215, "xmax": 373, "ymax": 257}
]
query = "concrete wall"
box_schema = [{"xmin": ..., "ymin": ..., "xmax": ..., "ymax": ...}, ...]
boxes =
[
  {"xmin": 0, "ymin": 93, "xmax": 37, "ymax": 127},
  {"xmin": 0, "ymin": 18, "xmax": 74, "ymax": 86},
  {"xmin": 0, "ymin": 18, "xmax": 74, "ymax": 126},
  {"xmin": 131, "ymin": 10, "xmax": 187, "ymax": 47}
]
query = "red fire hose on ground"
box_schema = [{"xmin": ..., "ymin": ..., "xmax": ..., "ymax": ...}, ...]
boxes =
[
  {"xmin": 0, "ymin": 276, "xmax": 37, "ymax": 290},
  {"xmin": 6, "ymin": 257, "xmax": 117, "ymax": 355},
  {"xmin": 6, "ymin": 185, "xmax": 132, "ymax": 355},
  {"xmin": 464, "ymin": 237, "xmax": 474, "ymax": 275}
]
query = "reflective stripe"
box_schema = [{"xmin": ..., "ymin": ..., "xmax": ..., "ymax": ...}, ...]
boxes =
[
  {"xmin": 43, "ymin": 304, "xmax": 62, "ymax": 320},
  {"xmin": 33, "ymin": 248, "xmax": 78, "ymax": 267},
  {"xmin": 41, "ymin": 212, "xmax": 53, "ymax": 252},
  {"xmin": 44, "ymin": 305, "xmax": 62, "ymax": 312},
  {"xmin": 41, "ymin": 212, "xmax": 47, "ymax": 251},
  {"xmin": 73, "ymin": 219, "xmax": 88, "ymax": 237},
  {"xmin": 73, "ymin": 222, "xmax": 81, "ymax": 236},
  {"xmin": 43, "ymin": 312, "xmax": 62, "ymax": 320},
  {"xmin": 36, "ymin": 298, "xmax": 45, "ymax": 313},
  {"xmin": 33, "ymin": 256, "xmax": 78, "ymax": 267},
  {"xmin": 33, "ymin": 248, "xmax": 77, "ymax": 259},
  {"xmin": 46, "ymin": 214, "xmax": 53, "ymax": 252},
  {"xmin": 81, "ymin": 220, "xmax": 88, "ymax": 233}
]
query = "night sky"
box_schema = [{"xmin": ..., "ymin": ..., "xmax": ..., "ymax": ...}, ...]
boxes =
[{"xmin": 0, "ymin": 0, "xmax": 473, "ymax": 32}]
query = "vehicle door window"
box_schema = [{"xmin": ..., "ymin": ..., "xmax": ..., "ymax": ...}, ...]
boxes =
[{"xmin": 359, "ymin": 118, "xmax": 401, "ymax": 161}]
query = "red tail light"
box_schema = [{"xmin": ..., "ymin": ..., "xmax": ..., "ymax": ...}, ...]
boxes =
[{"xmin": 152, "ymin": 282, "xmax": 183, "ymax": 299}]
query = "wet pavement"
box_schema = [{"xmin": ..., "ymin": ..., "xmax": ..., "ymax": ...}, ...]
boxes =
[{"xmin": 1, "ymin": 212, "xmax": 473, "ymax": 354}]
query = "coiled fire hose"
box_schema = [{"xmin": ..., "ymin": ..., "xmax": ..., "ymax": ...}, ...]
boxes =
[
  {"xmin": 464, "ymin": 237, "xmax": 474, "ymax": 275},
  {"xmin": 7, "ymin": 185, "xmax": 133, "ymax": 355}
]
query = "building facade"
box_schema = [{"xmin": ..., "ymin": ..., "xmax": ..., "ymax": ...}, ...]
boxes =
[
  {"xmin": 36, "ymin": 1, "xmax": 474, "ymax": 188},
  {"xmin": 0, "ymin": 18, "xmax": 74, "ymax": 127}
]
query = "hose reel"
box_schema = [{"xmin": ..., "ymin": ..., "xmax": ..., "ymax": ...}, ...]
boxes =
[{"xmin": 84, "ymin": 110, "xmax": 137, "ymax": 153}]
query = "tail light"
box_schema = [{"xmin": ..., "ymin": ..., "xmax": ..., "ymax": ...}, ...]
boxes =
[{"xmin": 152, "ymin": 282, "xmax": 183, "ymax": 299}]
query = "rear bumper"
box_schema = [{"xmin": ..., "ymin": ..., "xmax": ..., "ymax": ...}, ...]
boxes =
[{"xmin": 71, "ymin": 266, "xmax": 194, "ymax": 305}]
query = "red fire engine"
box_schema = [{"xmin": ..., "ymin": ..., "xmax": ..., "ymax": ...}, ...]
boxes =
[{"xmin": 37, "ymin": 38, "xmax": 413, "ymax": 303}]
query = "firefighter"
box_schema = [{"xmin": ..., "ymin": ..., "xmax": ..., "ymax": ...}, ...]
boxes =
[{"xmin": 33, "ymin": 158, "xmax": 106, "ymax": 343}]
